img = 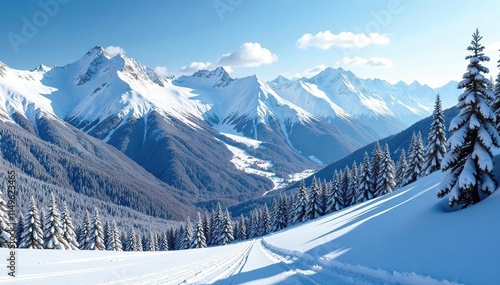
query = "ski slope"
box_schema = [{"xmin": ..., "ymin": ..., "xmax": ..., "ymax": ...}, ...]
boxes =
[{"xmin": 2, "ymin": 171, "xmax": 499, "ymax": 284}]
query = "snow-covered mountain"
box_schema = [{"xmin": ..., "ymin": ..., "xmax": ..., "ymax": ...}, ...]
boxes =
[{"xmin": 0, "ymin": 46, "xmax": 461, "ymax": 205}]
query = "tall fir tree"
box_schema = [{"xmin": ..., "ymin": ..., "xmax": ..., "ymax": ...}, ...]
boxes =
[
  {"xmin": 404, "ymin": 132, "xmax": 425, "ymax": 185},
  {"xmin": 0, "ymin": 190, "xmax": 12, "ymax": 248},
  {"xmin": 210, "ymin": 203, "xmax": 224, "ymax": 246},
  {"xmin": 43, "ymin": 193, "xmax": 69, "ymax": 250},
  {"xmin": 238, "ymin": 214, "xmax": 247, "ymax": 240},
  {"xmin": 203, "ymin": 212, "xmax": 211, "ymax": 246},
  {"xmin": 85, "ymin": 208, "xmax": 105, "ymax": 250},
  {"xmin": 126, "ymin": 228, "xmax": 137, "ymax": 251},
  {"xmin": 327, "ymin": 171, "xmax": 342, "ymax": 213},
  {"xmin": 16, "ymin": 213, "xmax": 23, "ymax": 247},
  {"xmin": 395, "ymin": 149, "xmax": 408, "ymax": 189},
  {"xmin": 220, "ymin": 209, "xmax": 234, "ymax": 245},
  {"xmin": 376, "ymin": 144, "xmax": 396, "ymax": 196},
  {"xmin": 424, "ymin": 94, "xmax": 447, "ymax": 175},
  {"xmin": 370, "ymin": 142, "xmax": 383, "ymax": 195},
  {"xmin": 349, "ymin": 162, "xmax": 359, "ymax": 206},
  {"xmin": 320, "ymin": 180, "xmax": 329, "ymax": 215},
  {"xmin": 103, "ymin": 221, "xmax": 110, "ymax": 250},
  {"xmin": 492, "ymin": 50, "xmax": 500, "ymax": 132},
  {"xmin": 136, "ymin": 232, "xmax": 143, "ymax": 251},
  {"xmin": 160, "ymin": 232, "xmax": 169, "ymax": 251},
  {"xmin": 438, "ymin": 29, "xmax": 500, "ymax": 208},
  {"xmin": 261, "ymin": 205, "xmax": 271, "ymax": 235},
  {"xmin": 183, "ymin": 216, "xmax": 193, "ymax": 249},
  {"xmin": 107, "ymin": 221, "xmax": 122, "ymax": 251},
  {"xmin": 148, "ymin": 231, "xmax": 157, "ymax": 251},
  {"xmin": 338, "ymin": 166, "xmax": 351, "ymax": 208},
  {"xmin": 78, "ymin": 210, "xmax": 91, "ymax": 250},
  {"xmin": 192, "ymin": 213, "xmax": 207, "ymax": 248},
  {"xmin": 306, "ymin": 177, "xmax": 322, "ymax": 220},
  {"xmin": 39, "ymin": 208, "xmax": 45, "ymax": 236},
  {"xmin": 292, "ymin": 179, "xmax": 309, "ymax": 224},
  {"xmin": 61, "ymin": 202, "xmax": 79, "ymax": 250},
  {"xmin": 357, "ymin": 152, "xmax": 373, "ymax": 203},
  {"xmin": 19, "ymin": 197, "xmax": 43, "ymax": 249}
]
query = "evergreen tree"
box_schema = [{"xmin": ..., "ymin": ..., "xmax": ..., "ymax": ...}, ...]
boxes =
[
  {"xmin": 376, "ymin": 144, "xmax": 396, "ymax": 196},
  {"xmin": 338, "ymin": 166, "xmax": 351, "ymax": 208},
  {"xmin": 261, "ymin": 205, "xmax": 271, "ymax": 235},
  {"xmin": 192, "ymin": 213, "xmax": 207, "ymax": 248},
  {"xmin": 349, "ymin": 162, "xmax": 359, "ymax": 205},
  {"xmin": 39, "ymin": 208, "xmax": 45, "ymax": 235},
  {"xmin": 492, "ymin": 50, "xmax": 500, "ymax": 132},
  {"xmin": 126, "ymin": 228, "xmax": 137, "ymax": 251},
  {"xmin": 43, "ymin": 193, "xmax": 69, "ymax": 250},
  {"xmin": 16, "ymin": 213, "xmax": 23, "ymax": 247},
  {"xmin": 395, "ymin": 149, "xmax": 408, "ymax": 189},
  {"xmin": 292, "ymin": 179, "xmax": 309, "ymax": 224},
  {"xmin": 306, "ymin": 178, "xmax": 322, "ymax": 219},
  {"xmin": 438, "ymin": 29, "xmax": 500, "ymax": 208},
  {"xmin": 247, "ymin": 211, "xmax": 258, "ymax": 238},
  {"xmin": 220, "ymin": 209, "xmax": 234, "ymax": 245},
  {"xmin": 160, "ymin": 232, "xmax": 169, "ymax": 251},
  {"xmin": 61, "ymin": 202, "xmax": 79, "ymax": 250},
  {"xmin": 148, "ymin": 231, "xmax": 157, "ymax": 251},
  {"xmin": 203, "ymin": 212, "xmax": 211, "ymax": 246},
  {"xmin": 0, "ymin": 190, "xmax": 13, "ymax": 248},
  {"xmin": 357, "ymin": 152, "xmax": 373, "ymax": 203},
  {"xmin": 183, "ymin": 216, "xmax": 193, "ymax": 249},
  {"xmin": 405, "ymin": 132, "xmax": 424, "ymax": 185},
  {"xmin": 320, "ymin": 180, "xmax": 329, "ymax": 215},
  {"xmin": 19, "ymin": 197, "xmax": 43, "ymax": 249},
  {"xmin": 424, "ymin": 94, "xmax": 447, "ymax": 175},
  {"xmin": 210, "ymin": 203, "xmax": 224, "ymax": 246},
  {"xmin": 107, "ymin": 221, "xmax": 122, "ymax": 251},
  {"xmin": 85, "ymin": 208, "xmax": 105, "ymax": 250},
  {"xmin": 78, "ymin": 210, "xmax": 91, "ymax": 250},
  {"xmin": 272, "ymin": 194, "xmax": 289, "ymax": 231},
  {"xmin": 327, "ymin": 171, "xmax": 342, "ymax": 213},
  {"xmin": 237, "ymin": 214, "xmax": 247, "ymax": 240},
  {"xmin": 136, "ymin": 232, "xmax": 143, "ymax": 251},
  {"xmin": 103, "ymin": 221, "xmax": 110, "ymax": 250},
  {"xmin": 371, "ymin": 141, "xmax": 383, "ymax": 194}
]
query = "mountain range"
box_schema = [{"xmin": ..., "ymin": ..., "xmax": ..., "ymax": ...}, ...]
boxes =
[{"xmin": 0, "ymin": 46, "xmax": 461, "ymax": 219}]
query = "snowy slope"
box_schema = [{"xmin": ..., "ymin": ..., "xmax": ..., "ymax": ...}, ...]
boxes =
[{"xmin": 3, "ymin": 170, "xmax": 498, "ymax": 284}]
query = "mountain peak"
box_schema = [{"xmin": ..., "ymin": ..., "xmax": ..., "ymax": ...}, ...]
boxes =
[
  {"xmin": 179, "ymin": 66, "xmax": 233, "ymax": 88},
  {"xmin": 269, "ymin": 75, "xmax": 292, "ymax": 86},
  {"xmin": 32, "ymin": 64, "xmax": 51, "ymax": 73}
]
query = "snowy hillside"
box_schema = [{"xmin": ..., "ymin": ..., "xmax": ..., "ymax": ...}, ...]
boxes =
[{"xmin": 3, "ymin": 170, "xmax": 497, "ymax": 284}]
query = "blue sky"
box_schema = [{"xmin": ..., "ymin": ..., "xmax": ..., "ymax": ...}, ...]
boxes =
[{"xmin": 1, "ymin": 0, "xmax": 499, "ymax": 87}]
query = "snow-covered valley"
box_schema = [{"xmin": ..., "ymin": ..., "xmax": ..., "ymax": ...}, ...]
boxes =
[{"xmin": 2, "ymin": 170, "xmax": 498, "ymax": 285}]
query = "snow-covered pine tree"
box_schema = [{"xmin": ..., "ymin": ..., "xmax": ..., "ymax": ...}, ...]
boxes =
[
  {"xmin": 220, "ymin": 209, "xmax": 234, "ymax": 245},
  {"xmin": 210, "ymin": 203, "xmax": 224, "ymax": 246},
  {"xmin": 148, "ymin": 231, "xmax": 157, "ymax": 251},
  {"xmin": 492, "ymin": 50, "xmax": 500, "ymax": 132},
  {"xmin": 126, "ymin": 228, "xmax": 137, "ymax": 251},
  {"xmin": 160, "ymin": 232, "xmax": 169, "ymax": 251},
  {"xmin": 272, "ymin": 194, "xmax": 288, "ymax": 231},
  {"xmin": 103, "ymin": 221, "xmax": 110, "ymax": 250},
  {"xmin": 349, "ymin": 162, "xmax": 359, "ymax": 206},
  {"xmin": 238, "ymin": 214, "xmax": 247, "ymax": 240},
  {"xmin": 16, "ymin": 213, "xmax": 23, "ymax": 247},
  {"xmin": 19, "ymin": 197, "xmax": 43, "ymax": 249},
  {"xmin": 405, "ymin": 132, "xmax": 424, "ymax": 185},
  {"xmin": 320, "ymin": 180, "xmax": 329, "ymax": 215},
  {"xmin": 203, "ymin": 212, "xmax": 211, "ymax": 246},
  {"xmin": 256, "ymin": 209, "xmax": 264, "ymax": 237},
  {"xmin": 246, "ymin": 211, "xmax": 256, "ymax": 238},
  {"xmin": 43, "ymin": 193, "xmax": 69, "ymax": 250},
  {"xmin": 0, "ymin": 190, "xmax": 12, "ymax": 248},
  {"xmin": 192, "ymin": 212, "xmax": 207, "ymax": 248},
  {"xmin": 395, "ymin": 149, "xmax": 408, "ymax": 189},
  {"xmin": 84, "ymin": 208, "xmax": 105, "ymax": 250},
  {"xmin": 376, "ymin": 144, "xmax": 396, "ymax": 196},
  {"xmin": 78, "ymin": 210, "xmax": 90, "ymax": 250},
  {"xmin": 292, "ymin": 179, "xmax": 309, "ymax": 224},
  {"xmin": 183, "ymin": 216, "xmax": 193, "ymax": 249},
  {"xmin": 61, "ymin": 202, "xmax": 79, "ymax": 250},
  {"xmin": 424, "ymin": 94, "xmax": 447, "ymax": 175},
  {"xmin": 107, "ymin": 221, "xmax": 122, "ymax": 251},
  {"xmin": 371, "ymin": 142, "xmax": 383, "ymax": 195},
  {"xmin": 260, "ymin": 205, "xmax": 271, "ymax": 235},
  {"xmin": 39, "ymin": 208, "xmax": 45, "ymax": 235},
  {"xmin": 136, "ymin": 232, "xmax": 143, "ymax": 251},
  {"xmin": 357, "ymin": 152, "xmax": 373, "ymax": 203},
  {"xmin": 306, "ymin": 177, "xmax": 322, "ymax": 220},
  {"xmin": 327, "ymin": 170, "xmax": 341, "ymax": 213},
  {"xmin": 338, "ymin": 166, "xmax": 351, "ymax": 208},
  {"xmin": 438, "ymin": 29, "xmax": 500, "ymax": 208}
]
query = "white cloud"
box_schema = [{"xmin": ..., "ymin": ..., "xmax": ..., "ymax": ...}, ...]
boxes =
[
  {"xmin": 178, "ymin": 62, "xmax": 214, "ymax": 75},
  {"xmin": 154, "ymin": 66, "xmax": 169, "ymax": 77},
  {"xmin": 336, "ymin": 56, "xmax": 394, "ymax": 68},
  {"xmin": 297, "ymin": 31, "xmax": 390, "ymax": 49},
  {"xmin": 104, "ymin": 46, "xmax": 126, "ymax": 57},
  {"xmin": 218, "ymin": 42, "xmax": 278, "ymax": 67},
  {"xmin": 285, "ymin": 64, "xmax": 328, "ymax": 79}
]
